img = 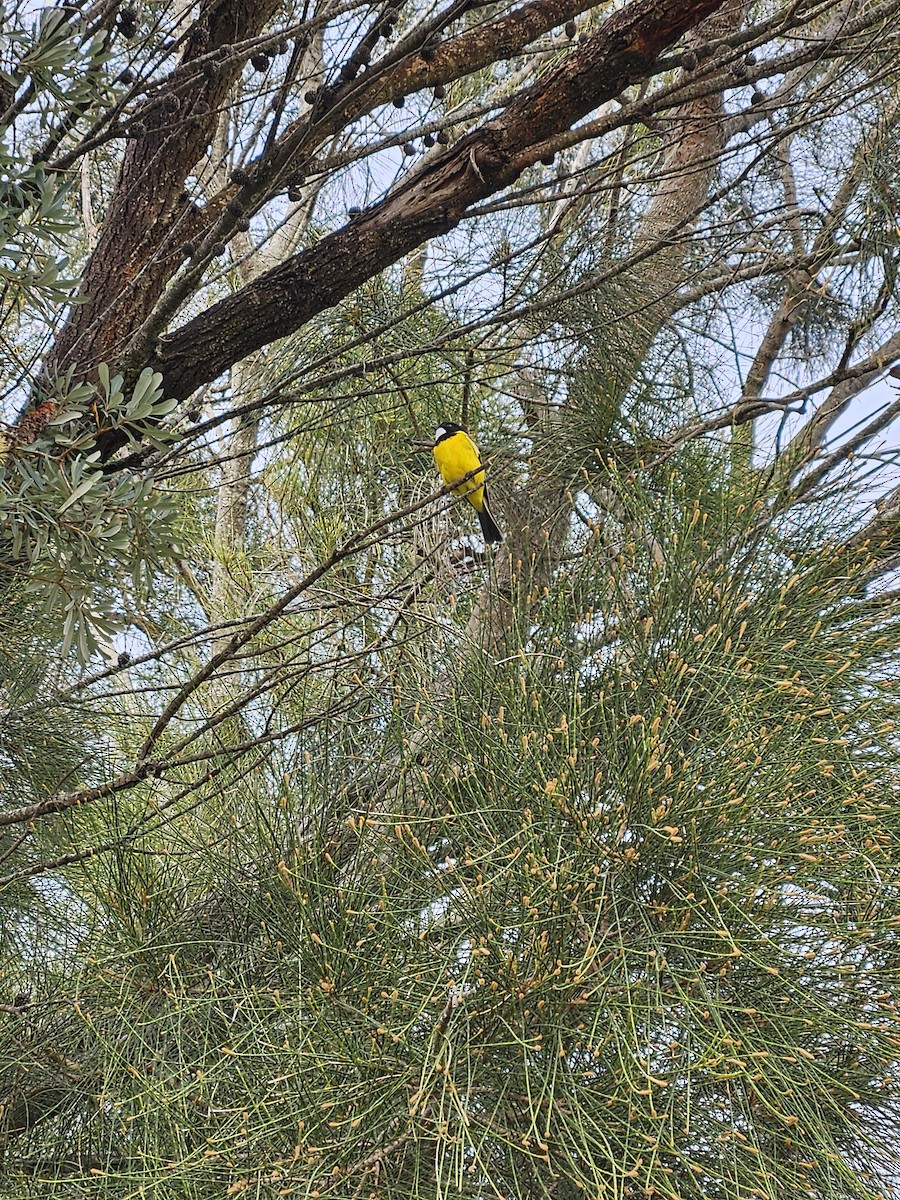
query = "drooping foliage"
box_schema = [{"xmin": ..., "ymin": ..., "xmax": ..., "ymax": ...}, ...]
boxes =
[{"xmin": 2, "ymin": 0, "xmax": 900, "ymax": 1196}]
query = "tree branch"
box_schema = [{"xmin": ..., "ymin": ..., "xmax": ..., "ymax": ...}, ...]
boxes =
[{"xmin": 148, "ymin": 0, "xmax": 726, "ymax": 410}]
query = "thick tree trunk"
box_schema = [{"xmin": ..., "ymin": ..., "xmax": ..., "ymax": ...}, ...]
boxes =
[{"xmin": 45, "ymin": 0, "xmax": 282, "ymax": 382}]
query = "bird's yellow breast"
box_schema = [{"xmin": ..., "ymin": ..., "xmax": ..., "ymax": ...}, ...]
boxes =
[{"xmin": 433, "ymin": 431, "xmax": 486, "ymax": 512}]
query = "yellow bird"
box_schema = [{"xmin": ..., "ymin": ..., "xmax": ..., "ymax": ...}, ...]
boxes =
[{"xmin": 433, "ymin": 422, "xmax": 503, "ymax": 544}]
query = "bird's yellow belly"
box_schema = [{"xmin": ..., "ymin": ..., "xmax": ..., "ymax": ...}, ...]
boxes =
[{"xmin": 436, "ymin": 441, "xmax": 485, "ymax": 511}]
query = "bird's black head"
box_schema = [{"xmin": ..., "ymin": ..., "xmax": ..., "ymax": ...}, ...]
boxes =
[{"xmin": 434, "ymin": 421, "xmax": 463, "ymax": 444}]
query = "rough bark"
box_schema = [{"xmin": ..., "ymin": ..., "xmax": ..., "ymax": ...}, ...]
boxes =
[
  {"xmin": 152, "ymin": 0, "xmax": 726, "ymax": 406},
  {"xmin": 111, "ymin": 0, "xmax": 618, "ymax": 279},
  {"xmin": 254, "ymin": 0, "xmax": 604, "ymax": 186},
  {"xmin": 45, "ymin": 0, "xmax": 282, "ymax": 381}
]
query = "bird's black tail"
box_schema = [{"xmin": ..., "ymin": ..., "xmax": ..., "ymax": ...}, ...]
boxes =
[{"xmin": 478, "ymin": 496, "xmax": 504, "ymax": 544}]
